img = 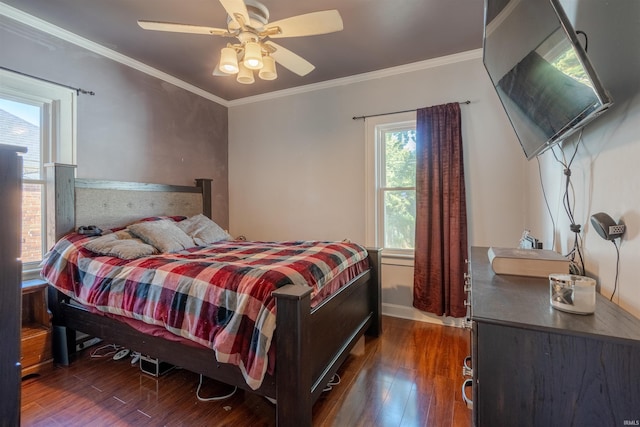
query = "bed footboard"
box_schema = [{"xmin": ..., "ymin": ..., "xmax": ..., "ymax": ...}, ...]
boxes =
[
  {"xmin": 272, "ymin": 285, "xmax": 313, "ymax": 426},
  {"xmin": 272, "ymin": 247, "xmax": 382, "ymax": 425}
]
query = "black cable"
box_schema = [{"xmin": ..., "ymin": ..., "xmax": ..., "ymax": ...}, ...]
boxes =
[
  {"xmin": 576, "ymin": 30, "xmax": 589, "ymax": 52},
  {"xmin": 567, "ymin": 136, "xmax": 581, "ymax": 165},
  {"xmin": 536, "ymin": 156, "xmax": 556, "ymax": 250},
  {"xmin": 0, "ymin": 66, "xmax": 95, "ymax": 95},
  {"xmin": 610, "ymin": 240, "xmax": 620, "ymax": 301},
  {"xmin": 550, "ymin": 133, "xmax": 585, "ymax": 275}
]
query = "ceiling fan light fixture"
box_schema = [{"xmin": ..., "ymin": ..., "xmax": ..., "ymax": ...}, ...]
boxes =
[
  {"xmin": 219, "ymin": 47, "xmax": 239, "ymax": 74},
  {"xmin": 259, "ymin": 55, "xmax": 277, "ymax": 80},
  {"xmin": 138, "ymin": 1, "xmax": 345, "ymax": 84},
  {"xmin": 243, "ymin": 41, "xmax": 263, "ymax": 70},
  {"xmin": 236, "ymin": 63, "xmax": 255, "ymax": 84}
]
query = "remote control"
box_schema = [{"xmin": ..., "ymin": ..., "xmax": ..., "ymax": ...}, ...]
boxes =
[{"xmin": 113, "ymin": 349, "xmax": 130, "ymax": 360}]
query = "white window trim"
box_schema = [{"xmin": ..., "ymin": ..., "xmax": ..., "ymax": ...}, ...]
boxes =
[
  {"xmin": 0, "ymin": 69, "xmax": 77, "ymax": 165},
  {"xmin": 365, "ymin": 111, "xmax": 416, "ymax": 260},
  {"xmin": 1, "ymin": 69, "xmax": 77, "ymax": 279}
]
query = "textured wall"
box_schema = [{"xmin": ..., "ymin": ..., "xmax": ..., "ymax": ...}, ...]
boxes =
[{"xmin": 0, "ymin": 15, "xmax": 229, "ymax": 227}]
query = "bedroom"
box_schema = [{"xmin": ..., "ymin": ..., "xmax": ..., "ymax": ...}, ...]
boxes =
[{"xmin": 1, "ymin": 0, "xmax": 640, "ymax": 425}]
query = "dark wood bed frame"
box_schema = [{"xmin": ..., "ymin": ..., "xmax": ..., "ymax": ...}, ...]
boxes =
[{"xmin": 44, "ymin": 163, "xmax": 381, "ymax": 426}]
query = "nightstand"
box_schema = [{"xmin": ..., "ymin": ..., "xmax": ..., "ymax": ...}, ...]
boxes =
[{"xmin": 21, "ymin": 280, "xmax": 53, "ymax": 377}]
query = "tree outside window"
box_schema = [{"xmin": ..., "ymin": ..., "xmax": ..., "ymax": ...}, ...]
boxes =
[{"xmin": 379, "ymin": 124, "xmax": 416, "ymax": 251}]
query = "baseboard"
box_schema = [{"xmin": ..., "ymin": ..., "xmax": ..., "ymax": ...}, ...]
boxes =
[{"xmin": 382, "ymin": 302, "xmax": 464, "ymax": 328}]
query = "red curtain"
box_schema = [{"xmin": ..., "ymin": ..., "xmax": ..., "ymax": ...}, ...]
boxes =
[{"xmin": 413, "ymin": 103, "xmax": 468, "ymax": 318}]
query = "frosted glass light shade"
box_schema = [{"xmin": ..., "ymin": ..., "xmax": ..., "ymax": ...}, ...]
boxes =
[
  {"xmin": 243, "ymin": 42, "xmax": 263, "ymax": 70},
  {"xmin": 219, "ymin": 47, "xmax": 239, "ymax": 74},
  {"xmin": 259, "ymin": 56, "xmax": 277, "ymax": 80},
  {"xmin": 236, "ymin": 63, "xmax": 255, "ymax": 84}
]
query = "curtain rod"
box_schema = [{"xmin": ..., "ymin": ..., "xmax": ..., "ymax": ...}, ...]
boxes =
[
  {"xmin": 352, "ymin": 100, "xmax": 470, "ymax": 121},
  {"xmin": 1, "ymin": 66, "xmax": 95, "ymax": 96}
]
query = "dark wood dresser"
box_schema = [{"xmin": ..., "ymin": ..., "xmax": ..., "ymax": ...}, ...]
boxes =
[
  {"xmin": 467, "ymin": 246, "xmax": 640, "ymax": 427},
  {"xmin": 0, "ymin": 144, "xmax": 26, "ymax": 425}
]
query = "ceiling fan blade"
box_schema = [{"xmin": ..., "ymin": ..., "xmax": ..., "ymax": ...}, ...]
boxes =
[
  {"xmin": 264, "ymin": 41, "xmax": 315, "ymax": 76},
  {"xmin": 219, "ymin": 0, "xmax": 250, "ymax": 26},
  {"xmin": 267, "ymin": 10, "xmax": 343, "ymax": 38},
  {"xmin": 138, "ymin": 20, "xmax": 227, "ymax": 36}
]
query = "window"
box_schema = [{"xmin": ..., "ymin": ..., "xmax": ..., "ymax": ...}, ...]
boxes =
[
  {"xmin": 365, "ymin": 112, "xmax": 416, "ymax": 257},
  {"xmin": 1, "ymin": 98, "xmax": 44, "ymax": 267},
  {"xmin": 0, "ymin": 70, "xmax": 76, "ymax": 278}
]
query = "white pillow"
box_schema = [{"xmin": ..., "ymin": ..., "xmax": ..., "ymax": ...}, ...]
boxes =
[
  {"xmin": 84, "ymin": 230, "xmax": 158, "ymax": 259},
  {"xmin": 177, "ymin": 214, "xmax": 231, "ymax": 246},
  {"xmin": 127, "ymin": 219, "xmax": 196, "ymax": 253}
]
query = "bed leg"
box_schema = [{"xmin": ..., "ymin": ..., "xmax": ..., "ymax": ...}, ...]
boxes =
[
  {"xmin": 47, "ymin": 286, "xmax": 76, "ymax": 365},
  {"xmin": 51, "ymin": 326, "xmax": 75, "ymax": 366},
  {"xmin": 366, "ymin": 247, "xmax": 382, "ymax": 337},
  {"xmin": 272, "ymin": 285, "xmax": 313, "ymax": 427}
]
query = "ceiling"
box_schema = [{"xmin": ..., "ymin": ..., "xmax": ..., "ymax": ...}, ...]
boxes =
[{"xmin": 2, "ymin": 0, "xmax": 484, "ymax": 102}]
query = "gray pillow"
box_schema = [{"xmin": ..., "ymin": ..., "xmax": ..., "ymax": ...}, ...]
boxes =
[
  {"xmin": 127, "ymin": 219, "xmax": 196, "ymax": 253},
  {"xmin": 84, "ymin": 230, "xmax": 159, "ymax": 259},
  {"xmin": 176, "ymin": 214, "xmax": 231, "ymax": 246}
]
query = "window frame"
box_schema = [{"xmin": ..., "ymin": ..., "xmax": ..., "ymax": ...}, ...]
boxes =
[
  {"xmin": 0, "ymin": 69, "xmax": 77, "ymax": 279},
  {"xmin": 365, "ymin": 112, "xmax": 417, "ymax": 261}
]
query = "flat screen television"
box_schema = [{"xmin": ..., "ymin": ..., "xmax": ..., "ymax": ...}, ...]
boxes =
[{"xmin": 483, "ymin": 0, "xmax": 613, "ymax": 159}]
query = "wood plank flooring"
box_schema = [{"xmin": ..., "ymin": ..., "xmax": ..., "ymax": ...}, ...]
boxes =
[{"xmin": 21, "ymin": 316, "xmax": 471, "ymax": 426}]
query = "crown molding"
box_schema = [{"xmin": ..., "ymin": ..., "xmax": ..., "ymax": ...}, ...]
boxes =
[
  {"xmin": 228, "ymin": 49, "xmax": 483, "ymax": 107},
  {"xmin": 485, "ymin": 0, "xmax": 521, "ymax": 37},
  {"xmin": 2, "ymin": 3, "xmax": 482, "ymax": 108},
  {"xmin": 0, "ymin": 3, "xmax": 229, "ymax": 106}
]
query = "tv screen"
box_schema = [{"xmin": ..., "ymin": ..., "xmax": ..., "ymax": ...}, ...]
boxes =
[{"xmin": 483, "ymin": 0, "xmax": 612, "ymax": 159}]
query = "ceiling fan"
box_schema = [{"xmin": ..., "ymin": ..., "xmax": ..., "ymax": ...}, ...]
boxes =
[{"xmin": 138, "ymin": 0, "xmax": 343, "ymax": 84}]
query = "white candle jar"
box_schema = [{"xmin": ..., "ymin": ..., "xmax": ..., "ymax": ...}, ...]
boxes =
[{"xmin": 549, "ymin": 273, "xmax": 596, "ymax": 315}]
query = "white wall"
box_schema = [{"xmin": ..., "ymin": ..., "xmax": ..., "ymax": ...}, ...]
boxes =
[
  {"xmin": 526, "ymin": 0, "xmax": 640, "ymax": 318},
  {"xmin": 229, "ymin": 51, "xmax": 528, "ymax": 321}
]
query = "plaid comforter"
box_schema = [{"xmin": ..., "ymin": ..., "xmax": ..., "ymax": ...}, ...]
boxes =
[{"xmin": 41, "ymin": 233, "xmax": 369, "ymax": 389}]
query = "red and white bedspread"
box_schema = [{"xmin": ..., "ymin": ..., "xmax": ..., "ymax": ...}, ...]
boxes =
[{"xmin": 41, "ymin": 234, "xmax": 369, "ymax": 389}]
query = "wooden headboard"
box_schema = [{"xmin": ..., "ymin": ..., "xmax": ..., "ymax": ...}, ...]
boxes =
[{"xmin": 45, "ymin": 163, "xmax": 212, "ymax": 248}]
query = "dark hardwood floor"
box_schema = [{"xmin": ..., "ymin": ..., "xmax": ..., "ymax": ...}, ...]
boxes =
[{"xmin": 21, "ymin": 316, "xmax": 471, "ymax": 426}]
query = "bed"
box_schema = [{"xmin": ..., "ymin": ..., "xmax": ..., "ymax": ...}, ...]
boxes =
[{"xmin": 43, "ymin": 163, "xmax": 381, "ymax": 426}]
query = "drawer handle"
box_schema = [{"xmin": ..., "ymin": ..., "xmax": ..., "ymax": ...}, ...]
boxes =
[
  {"xmin": 464, "ymin": 355, "xmax": 472, "ymax": 370},
  {"xmin": 462, "ymin": 365, "xmax": 473, "ymax": 377},
  {"xmin": 462, "ymin": 356, "xmax": 473, "ymax": 377},
  {"xmin": 462, "ymin": 378, "xmax": 473, "ymax": 409}
]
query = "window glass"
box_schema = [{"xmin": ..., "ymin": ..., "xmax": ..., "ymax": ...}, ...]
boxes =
[
  {"xmin": 21, "ymin": 184, "xmax": 44, "ymax": 263},
  {"xmin": 383, "ymin": 129, "xmax": 416, "ymax": 188},
  {"xmin": 379, "ymin": 124, "xmax": 416, "ymax": 252},
  {"xmin": 0, "ymin": 69, "xmax": 76, "ymax": 278},
  {"xmin": 383, "ymin": 189, "xmax": 416, "ymax": 249},
  {"xmin": 0, "ymin": 97, "xmax": 44, "ymax": 265}
]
